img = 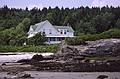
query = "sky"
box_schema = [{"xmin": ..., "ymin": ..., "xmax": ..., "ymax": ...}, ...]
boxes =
[
  {"xmin": 92, "ymin": 0, "xmax": 120, "ymax": 7},
  {"xmin": 0, "ymin": 0, "xmax": 120, "ymax": 9}
]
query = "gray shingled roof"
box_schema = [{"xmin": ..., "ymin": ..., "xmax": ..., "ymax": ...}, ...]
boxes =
[
  {"xmin": 31, "ymin": 20, "xmax": 48, "ymax": 31},
  {"xmin": 54, "ymin": 26, "xmax": 74, "ymax": 32},
  {"xmin": 31, "ymin": 25, "xmax": 37, "ymax": 30},
  {"xmin": 30, "ymin": 20, "xmax": 74, "ymax": 33}
]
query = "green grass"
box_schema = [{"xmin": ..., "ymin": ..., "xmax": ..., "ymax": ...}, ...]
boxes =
[
  {"xmin": 85, "ymin": 56, "xmax": 118, "ymax": 61},
  {"xmin": 0, "ymin": 44, "xmax": 60, "ymax": 53}
]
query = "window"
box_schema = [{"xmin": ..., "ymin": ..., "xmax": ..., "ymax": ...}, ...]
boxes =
[
  {"xmin": 64, "ymin": 30, "xmax": 67, "ymax": 34},
  {"xmin": 49, "ymin": 29, "xmax": 52, "ymax": 34},
  {"xmin": 67, "ymin": 30, "xmax": 69, "ymax": 32},
  {"xmin": 58, "ymin": 38, "xmax": 61, "ymax": 41},
  {"xmin": 61, "ymin": 30, "xmax": 63, "ymax": 34},
  {"xmin": 53, "ymin": 38, "xmax": 55, "ymax": 41},
  {"xmin": 43, "ymin": 29, "xmax": 45, "ymax": 34},
  {"xmin": 43, "ymin": 32, "xmax": 45, "ymax": 34},
  {"xmin": 50, "ymin": 37, "xmax": 55, "ymax": 41},
  {"xmin": 50, "ymin": 38, "xmax": 51, "ymax": 41}
]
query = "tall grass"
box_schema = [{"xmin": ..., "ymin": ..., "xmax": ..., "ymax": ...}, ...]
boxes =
[{"xmin": 0, "ymin": 44, "xmax": 59, "ymax": 53}]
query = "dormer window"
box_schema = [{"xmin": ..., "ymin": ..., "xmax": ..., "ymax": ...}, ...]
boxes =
[
  {"xmin": 64, "ymin": 30, "xmax": 67, "ymax": 34},
  {"xmin": 43, "ymin": 32, "xmax": 45, "ymax": 34},
  {"xmin": 67, "ymin": 30, "xmax": 69, "ymax": 32},
  {"xmin": 43, "ymin": 29, "xmax": 45, "ymax": 34},
  {"xmin": 49, "ymin": 29, "xmax": 52, "ymax": 34}
]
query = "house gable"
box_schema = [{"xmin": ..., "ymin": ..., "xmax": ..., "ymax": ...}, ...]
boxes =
[{"xmin": 34, "ymin": 20, "xmax": 59, "ymax": 36}]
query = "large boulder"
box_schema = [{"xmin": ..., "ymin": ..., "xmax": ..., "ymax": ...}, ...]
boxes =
[
  {"xmin": 97, "ymin": 75, "xmax": 108, "ymax": 79},
  {"xmin": 85, "ymin": 39, "xmax": 120, "ymax": 55},
  {"xmin": 55, "ymin": 39, "xmax": 120, "ymax": 61},
  {"xmin": 31, "ymin": 54, "xmax": 44, "ymax": 61},
  {"xmin": 55, "ymin": 46, "xmax": 84, "ymax": 62},
  {"xmin": 18, "ymin": 73, "xmax": 32, "ymax": 78}
]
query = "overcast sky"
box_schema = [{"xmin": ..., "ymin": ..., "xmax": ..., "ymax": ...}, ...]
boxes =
[{"xmin": 0, "ymin": 0, "xmax": 120, "ymax": 9}]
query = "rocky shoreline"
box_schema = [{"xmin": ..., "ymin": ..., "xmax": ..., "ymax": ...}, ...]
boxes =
[
  {"xmin": 14, "ymin": 39, "xmax": 120, "ymax": 72},
  {"xmin": 17, "ymin": 55, "xmax": 120, "ymax": 72},
  {"xmin": 0, "ymin": 39, "xmax": 120, "ymax": 78}
]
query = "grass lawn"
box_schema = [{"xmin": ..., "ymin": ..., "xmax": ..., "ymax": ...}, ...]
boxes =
[{"xmin": 0, "ymin": 44, "xmax": 60, "ymax": 53}]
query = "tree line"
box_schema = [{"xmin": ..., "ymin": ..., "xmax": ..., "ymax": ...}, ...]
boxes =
[{"xmin": 0, "ymin": 5, "xmax": 120, "ymax": 46}]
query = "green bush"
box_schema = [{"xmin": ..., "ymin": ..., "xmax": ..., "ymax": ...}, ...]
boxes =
[
  {"xmin": 100, "ymin": 29, "xmax": 120, "ymax": 38},
  {"xmin": 27, "ymin": 33, "xmax": 46, "ymax": 45},
  {"xmin": 78, "ymin": 34, "xmax": 100, "ymax": 41},
  {"xmin": 66, "ymin": 29, "xmax": 120, "ymax": 45},
  {"xmin": 66, "ymin": 37, "xmax": 86, "ymax": 45}
]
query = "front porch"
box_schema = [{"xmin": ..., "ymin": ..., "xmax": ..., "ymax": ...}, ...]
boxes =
[{"xmin": 45, "ymin": 37, "xmax": 65, "ymax": 44}]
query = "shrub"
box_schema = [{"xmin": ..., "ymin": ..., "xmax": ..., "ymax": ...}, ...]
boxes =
[
  {"xmin": 66, "ymin": 37, "xmax": 86, "ymax": 45},
  {"xmin": 101, "ymin": 29, "xmax": 120, "ymax": 38},
  {"xmin": 78, "ymin": 34, "xmax": 99, "ymax": 41},
  {"xmin": 27, "ymin": 32, "xmax": 46, "ymax": 45},
  {"xmin": 66, "ymin": 29, "xmax": 120, "ymax": 45}
]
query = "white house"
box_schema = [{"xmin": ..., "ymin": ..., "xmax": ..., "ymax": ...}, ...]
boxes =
[{"xmin": 28, "ymin": 20, "xmax": 74, "ymax": 44}]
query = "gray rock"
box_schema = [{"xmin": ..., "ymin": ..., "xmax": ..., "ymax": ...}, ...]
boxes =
[
  {"xmin": 55, "ymin": 39, "xmax": 120, "ymax": 62},
  {"xmin": 2, "ymin": 63, "xmax": 6, "ymax": 66},
  {"xmin": 54, "ymin": 46, "xmax": 84, "ymax": 62},
  {"xmin": 68, "ymin": 39, "xmax": 120, "ymax": 56},
  {"xmin": 17, "ymin": 72, "xmax": 33, "ymax": 78},
  {"xmin": 97, "ymin": 75, "xmax": 108, "ymax": 79},
  {"xmin": 86, "ymin": 39, "xmax": 120, "ymax": 55},
  {"xmin": 32, "ymin": 54, "xmax": 44, "ymax": 61}
]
